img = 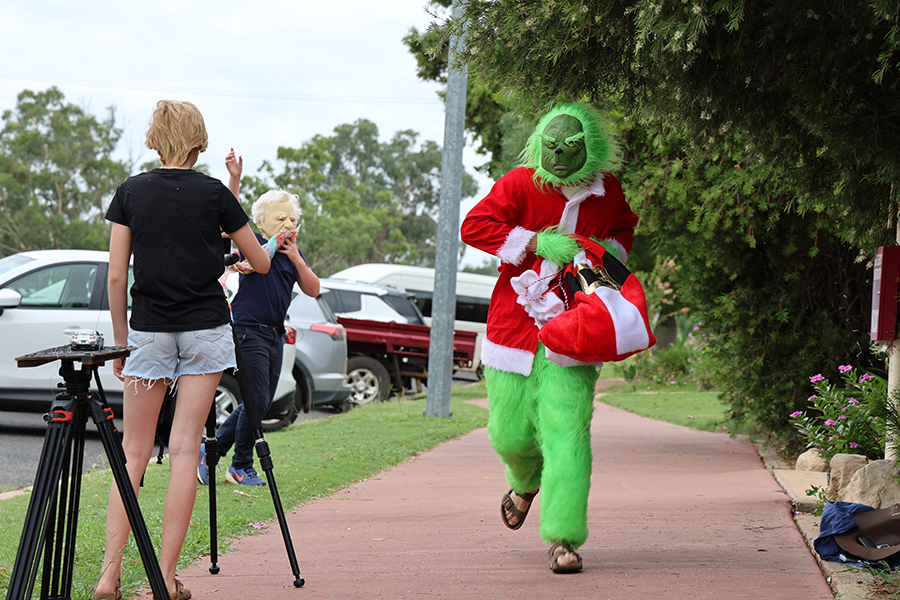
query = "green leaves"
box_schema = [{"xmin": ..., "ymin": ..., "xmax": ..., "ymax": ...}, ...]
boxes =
[
  {"xmin": 0, "ymin": 87, "xmax": 128, "ymax": 255},
  {"xmin": 441, "ymin": 0, "xmax": 900, "ymax": 252},
  {"xmin": 243, "ymin": 119, "xmax": 476, "ymax": 275}
]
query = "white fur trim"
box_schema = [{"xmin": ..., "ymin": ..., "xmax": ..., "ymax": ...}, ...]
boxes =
[
  {"xmin": 558, "ymin": 174, "xmax": 607, "ymax": 233},
  {"xmin": 604, "ymin": 238, "xmax": 628, "ymax": 264},
  {"xmin": 558, "ymin": 198, "xmax": 582, "ymax": 234},
  {"xmin": 497, "ymin": 226, "xmax": 535, "ymax": 265},
  {"xmin": 481, "ymin": 338, "xmax": 534, "ymax": 376},
  {"xmin": 544, "ymin": 347, "xmax": 604, "ymax": 369}
]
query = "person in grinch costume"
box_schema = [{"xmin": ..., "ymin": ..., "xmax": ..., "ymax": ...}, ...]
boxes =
[{"xmin": 460, "ymin": 102, "xmax": 638, "ymax": 573}]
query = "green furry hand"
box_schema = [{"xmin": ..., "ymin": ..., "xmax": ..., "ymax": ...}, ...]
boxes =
[{"xmin": 535, "ymin": 229, "xmax": 581, "ymax": 265}]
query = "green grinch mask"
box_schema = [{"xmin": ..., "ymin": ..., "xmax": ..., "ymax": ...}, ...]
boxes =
[
  {"xmin": 539, "ymin": 115, "xmax": 587, "ymax": 180},
  {"xmin": 520, "ymin": 102, "xmax": 620, "ymax": 188}
]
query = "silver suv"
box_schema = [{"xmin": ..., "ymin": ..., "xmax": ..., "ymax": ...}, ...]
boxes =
[
  {"xmin": 317, "ymin": 278, "xmax": 427, "ymax": 404},
  {"xmin": 286, "ymin": 286, "xmax": 352, "ymax": 411}
]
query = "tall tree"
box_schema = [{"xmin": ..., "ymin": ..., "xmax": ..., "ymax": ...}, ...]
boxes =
[
  {"xmin": 412, "ymin": 2, "xmax": 898, "ymax": 441},
  {"xmin": 0, "ymin": 87, "xmax": 128, "ymax": 255},
  {"xmin": 436, "ymin": 1, "xmax": 900, "ymax": 251},
  {"xmin": 618, "ymin": 114, "xmax": 878, "ymax": 441},
  {"xmin": 242, "ymin": 119, "xmax": 478, "ymax": 276}
]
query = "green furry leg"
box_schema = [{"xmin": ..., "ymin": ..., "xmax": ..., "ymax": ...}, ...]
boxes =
[
  {"xmin": 532, "ymin": 347, "xmax": 597, "ymax": 548},
  {"xmin": 485, "ymin": 349, "xmax": 598, "ymax": 548},
  {"xmin": 485, "ymin": 367, "xmax": 543, "ymax": 493}
]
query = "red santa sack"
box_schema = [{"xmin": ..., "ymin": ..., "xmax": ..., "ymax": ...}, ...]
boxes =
[{"xmin": 538, "ymin": 236, "xmax": 656, "ymax": 363}]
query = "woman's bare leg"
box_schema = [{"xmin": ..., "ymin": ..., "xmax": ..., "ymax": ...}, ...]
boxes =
[
  {"xmin": 157, "ymin": 372, "xmax": 221, "ymax": 590},
  {"xmin": 95, "ymin": 378, "xmax": 168, "ymax": 595}
]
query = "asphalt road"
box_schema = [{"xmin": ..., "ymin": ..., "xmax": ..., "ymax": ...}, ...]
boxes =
[
  {"xmin": 0, "ymin": 407, "xmax": 335, "ymax": 493},
  {"xmin": 0, "ymin": 372, "xmax": 482, "ymax": 493}
]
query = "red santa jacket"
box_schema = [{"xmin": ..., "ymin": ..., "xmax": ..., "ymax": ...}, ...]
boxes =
[{"xmin": 460, "ymin": 167, "xmax": 638, "ymax": 376}]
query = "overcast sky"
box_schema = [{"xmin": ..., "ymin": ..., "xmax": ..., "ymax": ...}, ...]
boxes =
[{"xmin": 0, "ymin": 0, "xmax": 493, "ymax": 266}]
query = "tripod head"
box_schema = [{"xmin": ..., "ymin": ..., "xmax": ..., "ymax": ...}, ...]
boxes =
[
  {"xmin": 16, "ymin": 345, "xmax": 132, "ymax": 369},
  {"xmin": 16, "ymin": 345, "xmax": 133, "ymax": 398}
]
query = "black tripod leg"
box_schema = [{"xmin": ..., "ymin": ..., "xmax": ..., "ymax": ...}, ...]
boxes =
[
  {"xmin": 88, "ymin": 391, "xmax": 169, "ymax": 600},
  {"xmin": 50, "ymin": 399, "xmax": 87, "ymax": 599},
  {"xmin": 204, "ymin": 408, "xmax": 221, "ymax": 574},
  {"xmin": 7, "ymin": 399, "xmax": 77, "ymax": 600},
  {"xmin": 231, "ymin": 328, "xmax": 305, "ymax": 588}
]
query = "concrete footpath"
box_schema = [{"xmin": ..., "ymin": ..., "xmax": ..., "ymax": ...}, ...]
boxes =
[{"xmin": 166, "ymin": 395, "xmax": 865, "ymax": 600}]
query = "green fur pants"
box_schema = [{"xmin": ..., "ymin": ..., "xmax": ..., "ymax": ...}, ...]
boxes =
[{"xmin": 484, "ymin": 344, "xmax": 598, "ymax": 548}]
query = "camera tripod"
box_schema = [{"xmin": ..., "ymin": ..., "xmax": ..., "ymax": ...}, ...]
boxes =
[
  {"xmin": 6, "ymin": 345, "xmax": 169, "ymax": 600},
  {"xmin": 201, "ymin": 327, "xmax": 305, "ymax": 588}
]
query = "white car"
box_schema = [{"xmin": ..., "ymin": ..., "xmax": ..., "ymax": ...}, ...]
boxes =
[{"xmin": 0, "ymin": 249, "xmax": 297, "ymax": 431}]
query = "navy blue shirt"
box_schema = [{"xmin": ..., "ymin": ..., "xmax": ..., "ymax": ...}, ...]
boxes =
[{"xmin": 230, "ymin": 232, "xmax": 298, "ymax": 333}]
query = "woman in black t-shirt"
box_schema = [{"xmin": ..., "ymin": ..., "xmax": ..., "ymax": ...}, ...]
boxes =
[{"xmin": 93, "ymin": 101, "xmax": 270, "ymax": 600}]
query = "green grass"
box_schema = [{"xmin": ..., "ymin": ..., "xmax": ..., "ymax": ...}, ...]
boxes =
[
  {"xmin": 597, "ymin": 379, "xmax": 729, "ymax": 433},
  {"xmin": 0, "ymin": 384, "xmax": 489, "ymax": 597},
  {"xmin": 0, "ymin": 375, "xmax": 728, "ymax": 597}
]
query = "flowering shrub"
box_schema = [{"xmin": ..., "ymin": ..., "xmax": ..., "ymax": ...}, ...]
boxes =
[
  {"xmin": 625, "ymin": 316, "xmax": 718, "ymax": 390},
  {"xmin": 788, "ymin": 366, "xmax": 887, "ymax": 462}
]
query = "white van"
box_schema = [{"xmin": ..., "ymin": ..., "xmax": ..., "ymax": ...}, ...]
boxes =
[{"xmin": 328, "ymin": 263, "xmax": 497, "ymax": 373}]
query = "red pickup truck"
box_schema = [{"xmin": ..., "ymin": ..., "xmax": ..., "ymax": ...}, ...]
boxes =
[{"xmin": 338, "ymin": 316, "xmax": 477, "ymax": 404}]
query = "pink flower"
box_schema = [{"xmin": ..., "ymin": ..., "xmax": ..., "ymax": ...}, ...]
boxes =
[
  {"xmin": 810, "ymin": 374, "xmax": 825, "ymax": 383},
  {"xmin": 861, "ymin": 374, "xmax": 875, "ymax": 381},
  {"xmin": 838, "ymin": 415, "xmax": 847, "ymax": 420},
  {"xmin": 808, "ymin": 395, "xmax": 818, "ymax": 401},
  {"xmin": 790, "ymin": 411, "xmax": 803, "ymax": 418},
  {"xmin": 848, "ymin": 398, "xmax": 858, "ymax": 404},
  {"xmin": 839, "ymin": 365, "xmax": 852, "ymax": 373},
  {"xmin": 850, "ymin": 442, "xmax": 859, "ymax": 449},
  {"xmin": 825, "ymin": 419, "xmax": 837, "ymax": 425}
]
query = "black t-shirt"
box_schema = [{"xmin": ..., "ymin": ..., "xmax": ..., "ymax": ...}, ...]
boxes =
[{"xmin": 105, "ymin": 168, "xmax": 250, "ymax": 332}]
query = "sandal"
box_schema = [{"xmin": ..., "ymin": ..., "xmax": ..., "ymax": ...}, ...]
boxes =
[
  {"xmin": 548, "ymin": 542, "xmax": 583, "ymax": 574},
  {"xmin": 92, "ymin": 578, "xmax": 122, "ymax": 600},
  {"xmin": 169, "ymin": 579, "xmax": 191, "ymax": 600},
  {"xmin": 500, "ymin": 488, "xmax": 538, "ymax": 530}
]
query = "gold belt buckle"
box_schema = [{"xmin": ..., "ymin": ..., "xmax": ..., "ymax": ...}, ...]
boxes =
[{"xmin": 574, "ymin": 263, "xmax": 623, "ymax": 294}]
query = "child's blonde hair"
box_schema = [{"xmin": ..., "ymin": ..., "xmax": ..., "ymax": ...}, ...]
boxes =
[
  {"xmin": 252, "ymin": 190, "xmax": 302, "ymax": 225},
  {"xmin": 145, "ymin": 100, "xmax": 209, "ymax": 166}
]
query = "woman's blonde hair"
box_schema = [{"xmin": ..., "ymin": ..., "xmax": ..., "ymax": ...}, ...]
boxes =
[{"xmin": 145, "ymin": 100, "xmax": 209, "ymax": 166}]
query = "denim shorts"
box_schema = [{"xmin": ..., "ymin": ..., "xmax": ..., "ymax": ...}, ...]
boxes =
[{"xmin": 122, "ymin": 323, "xmax": 236, "ymax": 382}]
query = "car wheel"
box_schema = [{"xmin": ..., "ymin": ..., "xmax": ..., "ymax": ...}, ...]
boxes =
[
  {"xmin": 215, "ymin": 373, "xmax": 241, "ymax": 428},
  {"xmin": 346, "ymin": 356, "xmax": 391, "ymax": 404},
  {"xmin": 261, "ymin": 400, "xmax": 298, "ymax": 433},
  {"xmin": 292, "ymin": 366, "xmax": 313, "ymax": 414}
]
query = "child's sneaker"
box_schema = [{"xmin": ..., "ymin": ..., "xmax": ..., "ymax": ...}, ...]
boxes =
[
  {"xmin": 226, "ymin": 465, "xmax": 267, "ymax": 486},
  {"xmin": 197, "ymin": 444, "xmax": 209, "ymax": 485}
]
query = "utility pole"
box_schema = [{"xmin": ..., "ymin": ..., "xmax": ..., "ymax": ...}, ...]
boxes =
[
  {"xmin": 888, "ymin": 185, "xmax": 900, "ymax": 460},
  {"xmin": 425, "ymin": 1, "xmax": 467, "ymax": 418}
]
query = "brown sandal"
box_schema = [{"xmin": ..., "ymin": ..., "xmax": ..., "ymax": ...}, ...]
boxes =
[
  {"xmin": 92, "ymin": 579, "xmax": 122, "ymax": 600},
  {"xmin": 169, "ymin": 579, "xmax": 191, "ymax": 600},
  {"xmin": 500, "ymin": 488, "xmax": 538, "ymax": 530},
  {"xmin": 548, "ymin": 542, "xmax": 583, "ymax": 574}
]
